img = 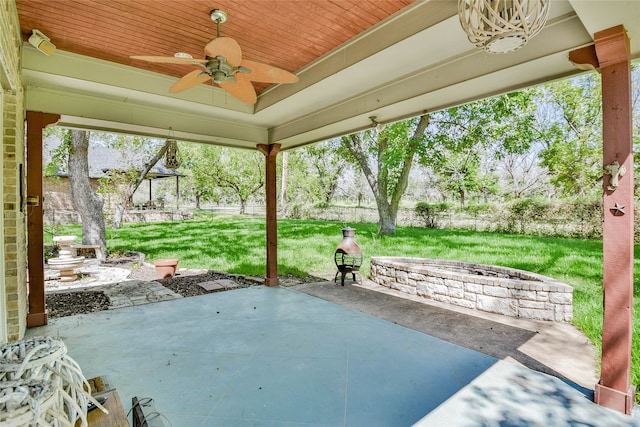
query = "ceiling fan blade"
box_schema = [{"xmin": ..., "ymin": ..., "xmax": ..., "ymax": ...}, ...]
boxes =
[
  {"xmin": 219, "ymin": 77, "xmax": 257, "ymax": 104},
  {"xmin": 204, "ymin": 37, "xmax": 242, "ymax": 66},
  {"xmin": 169, "ymin": 69, "xmax": 212, "ymax": 93},
  {"xmin": 130, "ymin": 55, "xmax": 207, "ymax": 64},
  {"xmin": 239, "ymin": 60, "xmax": 299, "ymax": 84}
]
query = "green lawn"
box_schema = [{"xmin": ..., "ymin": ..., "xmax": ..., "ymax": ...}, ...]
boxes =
[{"xmin": 47, "ymin": 213, "xmax": 640, "ymax": 395}]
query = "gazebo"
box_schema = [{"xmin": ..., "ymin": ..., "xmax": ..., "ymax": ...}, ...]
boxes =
[{"xmin": 0, "ymin": 0, "xmax": 637, "ymax": 415}]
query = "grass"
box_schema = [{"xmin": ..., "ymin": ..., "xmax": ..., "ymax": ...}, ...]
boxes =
[{"xmin": 47, "ymin": 213, "xmax": 640, "ymax": 395}]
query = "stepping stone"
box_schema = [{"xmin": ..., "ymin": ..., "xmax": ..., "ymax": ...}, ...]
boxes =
[{"xmin": 198, "ymin": 279, "xmax": 240, "ymax": 291}]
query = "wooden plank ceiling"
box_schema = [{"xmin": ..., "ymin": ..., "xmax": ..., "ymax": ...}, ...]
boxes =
[{"xmin": 16, "ymin": 0, "xmax": 414, "ymax": 94}]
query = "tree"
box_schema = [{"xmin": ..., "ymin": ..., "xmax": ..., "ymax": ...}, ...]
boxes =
[
  {"xmin": 420, "ymin": 91, "xmax": 538, "ymax": 205},
  {"xmin": 429, "ymin": 146, "xmax": 484, "ymax": 206},
  {"xmin": 276, "ymin": 150, "xmax": 318, "ymax": 216},
  {"xmin": 47, "ymin": 130, "xmax": 173, "ymax": 229},
  {"xmin": 498, "ymin": 151, "xmax": 550, "ymax": 199},
  {"xmin": 310, "ymin": 140, "xmax": 350, "ymax": 204},
  {"xmin": 189, "ymin": 145, "xmax": 264, "ymax": 214},
  {"xmin": 341, "ymin": 115, "xmax": 430, "ymax": 234},
  {"xmin": 66, "ymin": 129, "xmax": 107, "ymax": 259},
  {"xmin": 537, "ymin": 73, "xmax": 602, "ymax": 197},
  {"xmin": 179, "ymin": 143, "xmax": 221, "ymax": 209},
  {"xmin": 286, "ymin": 139, "xmax": 349, "ymax": 207},
  {"xmin": 102, "ymin": 138, "xmax": 171, "ymax": 229}
]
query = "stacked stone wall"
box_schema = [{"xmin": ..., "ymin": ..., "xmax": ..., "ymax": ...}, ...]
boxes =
[{"xmin": 370, "ymin": 257, "xmax": 573, "ymax": 322}]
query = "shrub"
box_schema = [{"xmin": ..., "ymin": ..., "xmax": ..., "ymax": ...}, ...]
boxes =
[
  {"xmin": 463, "ymin": 203, "xmax": 495, "ymax": 217},
  {"xmin": 506, "ymin": 198, "xmax": 552, "ymax": 234},
  {"xmin": 491, "ymin": 198, "xmax": 605, "ymax": 239},
  {"xmin": 415, "ymin": 202, "xmax": 450, "ymax": 228}
]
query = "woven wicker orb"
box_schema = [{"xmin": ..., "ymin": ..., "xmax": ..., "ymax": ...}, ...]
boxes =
[
  {"xmin": 458, "ymin": 0, "xmax": 550, "ymax": 53},
  {"xmin": 0, "ymin": 337, "xmax": 94, "ymax": 426},
  {"xmin": 0, "ymin": 379, "xmax": 58, "ymax": 426}
]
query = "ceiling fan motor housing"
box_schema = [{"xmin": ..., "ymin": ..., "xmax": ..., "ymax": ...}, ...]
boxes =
[{"xmin": 206, "ymin": 57, "xmax": 235, "ymax": 83}]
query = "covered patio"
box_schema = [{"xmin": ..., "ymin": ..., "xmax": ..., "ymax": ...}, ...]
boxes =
[
  {"xmin": 1, "ymin": 0, "xmax": 638, "ymax": 422},
  {"xmin": 27, "ymin": 281, "xmax": 639, "ymax": 426}
]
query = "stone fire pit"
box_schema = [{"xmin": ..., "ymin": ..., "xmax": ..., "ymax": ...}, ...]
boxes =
[{"xmin": 370, "ymin": 257, "xmax": 573, "ymax": 322}]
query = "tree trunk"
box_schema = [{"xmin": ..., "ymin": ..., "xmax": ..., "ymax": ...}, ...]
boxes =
[
  {"xmin": 281, "ymin": 151, "xmax": 288, "ymax": 205},
  {"xmin": 67, "ymin": 129, "xmax": 107, "ymax": 260},
  {"xmin": 377, "ymin": 198, "xmax": 396, "ymax": 234},
  {"xmin": 111, "ymin": 204, "xmax": 126, "ymax": 230},
  {"xmin": 111, "ymin": 140, "xmax": 170, "ymax": 229},
  {"xmin": 239, "ymin": 198, "xmax": 247, "ymax": 214},
  {"xmin": 379, "ymin": 114, "xmax": 430, "ymax": 234}
]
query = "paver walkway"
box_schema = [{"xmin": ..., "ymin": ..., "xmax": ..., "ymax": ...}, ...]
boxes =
[{"xmin": 102, "ymin": 280, "xmax": 182, "ymax": 309}]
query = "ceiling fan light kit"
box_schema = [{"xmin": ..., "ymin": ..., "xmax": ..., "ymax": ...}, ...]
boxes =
[
  {"xmin": 458, "ymin": 0, "xmax": 550, "ymax": 53},
  {"xmin": 131, "ymin": 9, "xmax": 298, "ymax": 104}
]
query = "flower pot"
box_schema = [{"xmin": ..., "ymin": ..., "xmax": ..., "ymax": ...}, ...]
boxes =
[{"xmin": 154, "ymin": 258, "xmax": 179, "ymax": 279}]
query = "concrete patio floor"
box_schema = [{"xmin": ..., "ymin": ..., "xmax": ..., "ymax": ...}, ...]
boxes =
[{"xmin": 28, "ymin": 283, "xmax": 639, "ymax": 426}]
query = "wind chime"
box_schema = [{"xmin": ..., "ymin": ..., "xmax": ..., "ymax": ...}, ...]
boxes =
[{"xmin": 164, "ymin": 128, "xmax": 182, "ymax": 169}]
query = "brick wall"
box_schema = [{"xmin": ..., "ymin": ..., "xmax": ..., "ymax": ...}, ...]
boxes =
[{"xmin": 2, "ymin": 0, "xmax": 27, "ymax": 342}]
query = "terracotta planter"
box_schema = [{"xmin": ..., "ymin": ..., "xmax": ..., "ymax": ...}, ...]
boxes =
[{"xmin": 154, "ymin": 258, "xmax": 179, "ymax": 279}]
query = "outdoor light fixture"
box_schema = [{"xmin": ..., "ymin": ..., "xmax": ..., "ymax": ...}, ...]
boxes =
[
  {"xmin": 458, "ymin": 0, "xmax": 550, "ymax": 54},
  {"xmin": 28, "ymin": 29, "xmax": 56, "ymax": 56}
]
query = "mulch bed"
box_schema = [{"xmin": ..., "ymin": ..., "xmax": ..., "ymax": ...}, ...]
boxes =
[
  {"xmin": 46, "ymin": 291, "xmax": 111, "ymax": 318},
  {"xmin": 158, "ymin": 271, "xmax": 258, "ymax": 297}
]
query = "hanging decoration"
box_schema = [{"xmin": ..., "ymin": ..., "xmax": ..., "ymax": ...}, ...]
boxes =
[
  {"xmin": 458, "ymin": 0, "xmax": 550, "ymax": 54},
  {"xmin": 164, "ymin": 128, "xmax": 182, "ymax": 169}
]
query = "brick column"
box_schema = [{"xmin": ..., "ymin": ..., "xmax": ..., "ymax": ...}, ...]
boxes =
[
  {"xmin": 257, "ymin": 144, "xmax": 280, "ymax": 286},
  {"xmin": 26, "ymin": 111, "xmax": 59, "ymax": 327},
  {"xmin": 570, "ymin": 25, "xmax": 634, "ymax": 414}
]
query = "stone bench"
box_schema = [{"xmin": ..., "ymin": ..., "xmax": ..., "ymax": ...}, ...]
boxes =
[{"xmin": 71, "ymin": 244, "xmax": 104, "ymax": 260}]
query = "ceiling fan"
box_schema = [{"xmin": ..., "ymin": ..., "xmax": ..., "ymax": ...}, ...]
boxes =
[{"xmin": 131, "ymin": 9, "xmax": 298, "ymax": 104}]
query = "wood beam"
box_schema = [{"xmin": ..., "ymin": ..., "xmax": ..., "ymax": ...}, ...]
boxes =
[
  {"xmin": 26, "ymin": 111, "xmax": 60, "ymax": 327},
  {"xmin": 571, "ymin": 25, "xmax": 635, "ymax": 415},
  {"xmin": 257, "ymin": 144, "xmax": 280, "ymax": 286}
]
